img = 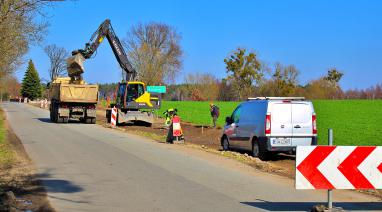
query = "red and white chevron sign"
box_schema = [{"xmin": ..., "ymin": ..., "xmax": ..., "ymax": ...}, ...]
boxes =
[{"xmin": 296, "ymin": 146, "xmax": 382, "ymax": 189}]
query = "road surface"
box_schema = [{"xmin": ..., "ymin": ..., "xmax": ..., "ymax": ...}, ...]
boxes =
[{"xmin": 2, "ymin": 102, "xmax": 381, "ymax": 211}]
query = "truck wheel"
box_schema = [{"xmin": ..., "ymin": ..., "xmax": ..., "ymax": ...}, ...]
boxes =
[
  {"xmin": 57, "ymin": 116, "xmax": 64, "ymax": 123},
  {"xmin": 49, "ymin": 110, "xmax": 53, "ymax": 121},
  {"xmin": 63, "ymin": 117, "xmax": 69, "ymax": 123},
  {"xmin": 85, "ymin": 118, "xmax": 94, "ymax": 124},
  {"xmin": 91, "ymin": 118, "xmax": 96, "ymax": 124},
  {"xmin": 53, "ymin": 109, "xmax": 58, "ymax": 123}
]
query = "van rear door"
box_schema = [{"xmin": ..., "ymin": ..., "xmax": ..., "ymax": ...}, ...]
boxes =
[
  {"xmin": 270, "ymin": 102, "xmax": 293, "ymax": 137},
  {"xmin": 291, "ymin": 102, "xmax": 313, "ymax": 146}
]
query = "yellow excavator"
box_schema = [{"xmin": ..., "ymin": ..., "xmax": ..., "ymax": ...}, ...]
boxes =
[{"xmin": 67, "ymin": 19, "xmax": 161, "ymax": 126}]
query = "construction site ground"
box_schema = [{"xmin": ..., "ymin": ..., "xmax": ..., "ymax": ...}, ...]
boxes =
[{"xmin": 95, "ymin": 108, "xmax": 296, "ymax": 179}]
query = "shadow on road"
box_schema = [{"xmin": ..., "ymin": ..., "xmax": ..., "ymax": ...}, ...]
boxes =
[
  {"xmin": 36, "ymin": 118, "xmax": 51, "ymax": 123},
  {"xmin": 241, "ymin": 201, "xmax": 382, "ymax": 211},
  {"xmin": 35, "ymin": 173, "xmax": 83, "ymax": 194},
  {"xmin": 41, "ymin": 179, "xmax": 83, "ymax": 193},
  {"xmin": 35, "ymin": 118, "xmax": 83, "ymax": 124}
]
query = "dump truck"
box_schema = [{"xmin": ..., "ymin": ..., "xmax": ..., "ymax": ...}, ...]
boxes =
[{"xmin": 49, "ymin": 77, "xmax": 98, "ymax": 124}]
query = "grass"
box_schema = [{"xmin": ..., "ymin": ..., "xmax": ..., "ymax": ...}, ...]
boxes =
[
  {"xmin": 158, "ymin": 101, "xmax": 240, "ymax": 127},
  {"xmin": 158, "ymin": 100, "xmax": 382, "ymax": 146},
  {"xmin": 314, "ymin": 100, "xmax": 382, "ymax": 146},
  {"xmin": 0, "ymin": 109, "xmax": 14, "ymax": 167}
]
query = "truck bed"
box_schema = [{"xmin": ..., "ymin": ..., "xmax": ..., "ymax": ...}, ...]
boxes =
[{"xmin": 50, "ymin": 83, "xmax": 98, "ymax": 103}]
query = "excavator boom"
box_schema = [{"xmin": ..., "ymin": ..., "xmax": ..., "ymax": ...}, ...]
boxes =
[{"xmin": 67, "ymin": 19, "xmax": 136, "ymax": 81}]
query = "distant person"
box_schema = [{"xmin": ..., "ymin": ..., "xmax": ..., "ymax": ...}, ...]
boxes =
[{"xmin": 210, "ymin": 103, "xmax": 220, "ymax": 128}]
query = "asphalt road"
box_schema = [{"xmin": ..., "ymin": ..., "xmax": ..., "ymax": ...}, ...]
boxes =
[{"xmin": 2, "ymin": 102, "xmax": 381, "ymax": 212}]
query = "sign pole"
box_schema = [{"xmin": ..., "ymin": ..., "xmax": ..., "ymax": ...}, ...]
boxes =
[{"xmin": 328, "ymin": 128, "xmax": 333, "ymax": 209}]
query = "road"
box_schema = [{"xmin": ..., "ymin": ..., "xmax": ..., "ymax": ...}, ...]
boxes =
[{"xmin": 2, "ymin": 102, "xmax": 381, "ymax": 212}]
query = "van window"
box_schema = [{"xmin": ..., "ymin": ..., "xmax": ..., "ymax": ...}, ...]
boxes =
[{"xmin": 232, "ymin": 106, "xmax": 241, "ymax": 123}]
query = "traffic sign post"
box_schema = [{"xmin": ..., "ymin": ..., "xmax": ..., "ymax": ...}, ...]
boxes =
[{"xmin": 328, "ymin": 129, "xmax": 333, "ymax": 209}]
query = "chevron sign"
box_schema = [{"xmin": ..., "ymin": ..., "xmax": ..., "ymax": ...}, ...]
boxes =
[{"xmin": 296, "ymin": 146, "xmax": 382, "ymax": 189}]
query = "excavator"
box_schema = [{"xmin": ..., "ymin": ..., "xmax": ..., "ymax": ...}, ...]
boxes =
[{"xmin": 67, "ymin": 19, "xmax": 161, "ymax": 126}]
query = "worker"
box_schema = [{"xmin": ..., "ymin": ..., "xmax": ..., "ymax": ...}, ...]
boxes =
[
  {"xmin": 163, "ymin": 108, "xmax": 178, "ymax": 127},
  {"xmin": 210, "ymin": 103, "xmax": 220, "ymax": 128}
]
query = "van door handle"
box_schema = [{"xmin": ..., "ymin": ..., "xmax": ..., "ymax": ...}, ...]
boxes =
[{"xmin": 294, "ymin": 125, "xmax": 301, "ymax": 128}]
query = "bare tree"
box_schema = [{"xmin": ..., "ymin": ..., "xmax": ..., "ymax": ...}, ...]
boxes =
[
  {"xmin": 0, "ymin": 0, "xmax": 65, "ymax": 93},
  {"xmin": 44, "ymin": 44, "xmax": 69, "ymax": 81},
  {"xmin": 124, "ymin": 22, "xmax": 183, "ymax": 85}
]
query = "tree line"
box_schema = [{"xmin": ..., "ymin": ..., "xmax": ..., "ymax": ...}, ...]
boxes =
[{"xmin": 163, "ymin": 48, "xmax": 382, "ymax": 101}]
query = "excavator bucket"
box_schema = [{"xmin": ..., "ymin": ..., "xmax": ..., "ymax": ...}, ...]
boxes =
[{"xmin": 67, "ymin": 53, "xmax": 85, "ymax": 77}]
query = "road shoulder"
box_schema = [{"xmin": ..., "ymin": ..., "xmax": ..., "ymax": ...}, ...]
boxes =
[{"xmin": 0, "ymin": 107, "xmax": 54, "ymax": 212}]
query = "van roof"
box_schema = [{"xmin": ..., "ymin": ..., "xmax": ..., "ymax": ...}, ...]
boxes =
[{"xmin": 247, "ymin": 97, "xmax": 305, "ymax": 101}]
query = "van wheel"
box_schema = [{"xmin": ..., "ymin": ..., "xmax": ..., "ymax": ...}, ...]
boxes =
[
  {"xmin": 252, "ymin": 140, "xmax": 260, "ymax": 157},
  {"xmin": 222, "ymin": 136, "xmax": 230, "ymax": 151},
  {"xmin": 252, "ymin": 139, "xmax": 270, "ymax": 161}
]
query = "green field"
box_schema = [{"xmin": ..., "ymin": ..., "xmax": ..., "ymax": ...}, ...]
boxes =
[{"xmin": 159, "ymin": 100, "xmax": 382, "ymax": 146}]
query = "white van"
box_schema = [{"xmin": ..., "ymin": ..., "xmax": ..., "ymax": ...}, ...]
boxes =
[{"xmin": 221, "ymin": 97, "xmax": 317, "ymax": 160}]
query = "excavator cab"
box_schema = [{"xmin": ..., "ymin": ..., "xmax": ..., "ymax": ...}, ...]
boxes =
[{"xmin": 114, "ymin": 82, "xmax": 160, "ymax": 110}]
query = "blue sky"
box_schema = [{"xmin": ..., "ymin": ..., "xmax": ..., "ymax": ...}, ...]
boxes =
[{"xmin": 16, "ymin": 0, "xmax": 382, "ymax": 90}]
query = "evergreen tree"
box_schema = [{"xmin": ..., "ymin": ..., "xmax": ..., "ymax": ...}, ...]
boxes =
[{"xmin": 21, "ymin": 60, "xmax": 42, "ymax": 100}]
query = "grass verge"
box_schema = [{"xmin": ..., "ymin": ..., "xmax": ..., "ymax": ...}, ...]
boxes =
[{"xmin": 0, "ymin": 109, "xmax": 15, "ymax": 168}]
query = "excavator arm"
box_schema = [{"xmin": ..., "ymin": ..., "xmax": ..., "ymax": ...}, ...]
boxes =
[{"xmin": 68, "ymin": 19, "xmax": 136, "ymax": 81}]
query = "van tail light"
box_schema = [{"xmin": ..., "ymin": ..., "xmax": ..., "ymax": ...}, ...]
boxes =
[
  {"xmin": 312, "ymin": 114, "xmax": 317, "ymax": 135},
  {"xmin": 265, "ymin": 114, "xmax": 271, "ymax": 135}
]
